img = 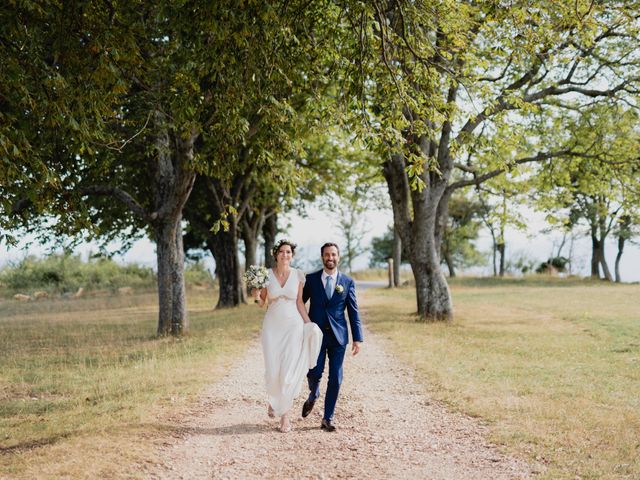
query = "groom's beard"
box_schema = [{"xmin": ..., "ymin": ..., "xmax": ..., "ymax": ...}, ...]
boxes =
[{"xmin": 323, "ymin": 259, "xmax": 337, "ymax": 270}]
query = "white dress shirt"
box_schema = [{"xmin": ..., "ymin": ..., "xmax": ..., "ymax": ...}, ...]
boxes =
[{"xmin": 321, "ymin": 270, "xmax": 338, "ymax": 297}]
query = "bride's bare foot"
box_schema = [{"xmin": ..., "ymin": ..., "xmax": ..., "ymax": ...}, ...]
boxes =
[
  {"xmin": 267, "ymin": 404, "xmax": 275, "ymax": 418},
  {"xmin": 279, "ymin": 413, "xmax": 292, "ymax": 433}
]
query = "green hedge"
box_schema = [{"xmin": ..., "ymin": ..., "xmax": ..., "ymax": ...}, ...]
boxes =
[{"xmin": 0, "ymin": 253, "xmax": 213, "ymax": 295}]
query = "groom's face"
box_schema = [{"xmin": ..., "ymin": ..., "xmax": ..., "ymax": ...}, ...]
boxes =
[{"xmin": 322, "ymin": 246, "xmax": 340, "ymax": 271}]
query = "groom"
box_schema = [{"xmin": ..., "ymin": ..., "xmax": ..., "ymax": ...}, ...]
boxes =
[{"xmin": 302, "ymin": 242, "xmax": 363, "ymax": 432}]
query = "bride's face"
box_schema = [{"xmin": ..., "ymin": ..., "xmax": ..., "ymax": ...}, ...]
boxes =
[{"xmin": 276, "ymin": 245, "xmax": 293, "ymax": 265}]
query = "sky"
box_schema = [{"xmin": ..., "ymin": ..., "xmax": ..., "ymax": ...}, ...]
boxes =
[
  {"xmin": 2, "ymin": 204, "xmax": 639, "ymax": 283},
  {"xmin": 279, "ymin": 206, "xmax": 640, "ymax": 282}
]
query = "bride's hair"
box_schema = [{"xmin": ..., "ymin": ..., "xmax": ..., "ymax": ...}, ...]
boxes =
[{"xmin": 272, "ymin": 239, "xmax": 297, "ymax": 259}]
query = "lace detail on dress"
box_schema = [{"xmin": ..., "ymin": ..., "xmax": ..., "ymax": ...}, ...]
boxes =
[
  {"xmin": 268, "ymin": 295, "xmax": 296, "ymax": 304},
  {"xmin": 267, "ymin": 268, "xmax": 300, "ymax": 306}
]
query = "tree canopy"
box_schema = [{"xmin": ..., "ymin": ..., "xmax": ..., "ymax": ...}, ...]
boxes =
[{"xmin": 3, "ymin": 1, "xmax": 640, "ymax": 330}]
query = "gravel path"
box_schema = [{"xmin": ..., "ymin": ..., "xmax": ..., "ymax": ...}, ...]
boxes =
[{"xmin": 146, "ymin": 325, "xmax": 536, "ymax": 479}]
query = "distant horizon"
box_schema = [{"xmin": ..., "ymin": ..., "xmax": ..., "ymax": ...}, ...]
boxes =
[{"xmin": 2, "ymin": 205, "xmax": 639, "ymax": 283}]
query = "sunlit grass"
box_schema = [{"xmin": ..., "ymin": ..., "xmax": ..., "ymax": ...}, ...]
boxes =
[
  {"xmin": 350, "ymin": 267, "xmax": 412, "ymax": 283},
  {"xmin": 0, "ymin": 288, "xmax": 261, "ymax": 479},
  {"xmin": 361, "ymin": 278, "xmax": 640, "ymax": 479}
]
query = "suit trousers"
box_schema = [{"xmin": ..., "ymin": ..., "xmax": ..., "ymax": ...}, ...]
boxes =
[{"xmin": 307, "ymin": 326, "xmax": 346, "ymax": 421}]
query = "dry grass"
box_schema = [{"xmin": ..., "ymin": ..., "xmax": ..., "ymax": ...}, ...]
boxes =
[
  {"xmin": 4, "ymin": 277, "xmax": 638, "ymax": 479},
  {"xmin": 361, "ymin": 278, "xmax": 640, "ymax": 479},
  {"xmin": 350, "ymin": 267, "xmax": 412, "ymax": 283},
  {"xmin": 0, "ymin": 288, "xmax": 262, "ymax": 479}
]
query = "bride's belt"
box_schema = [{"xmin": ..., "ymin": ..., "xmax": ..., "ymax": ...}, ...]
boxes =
[{"xmin": 268, "ymin": 295, "xmax": 296, "ymax": 304}]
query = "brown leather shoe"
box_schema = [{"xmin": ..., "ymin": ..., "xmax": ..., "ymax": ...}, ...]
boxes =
[
  {"xmin": 302, "ymin": 399, "xmax": 315, "ymax": 418},
  {"xmin": 321, "ymin": 418, "xmax": 336, "ymax": 432}
]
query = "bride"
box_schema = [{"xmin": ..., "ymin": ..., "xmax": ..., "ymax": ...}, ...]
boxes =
[{"xmin": 254, "ymin": 239, "xmax": 322, "ymax": 432}]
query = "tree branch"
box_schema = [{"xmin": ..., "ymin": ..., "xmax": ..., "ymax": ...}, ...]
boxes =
[
  {"xmin": 448, "ymin": 149, "xmax": 587, "ymax": 191},
  {"xmin": 80, "ymin": 185, "xmax": 150, "ymax": 221}
]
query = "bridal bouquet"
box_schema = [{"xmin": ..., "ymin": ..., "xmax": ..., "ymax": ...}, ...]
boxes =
[
  {"xmin": 243, "ymin": 265, "xmax": 269, "ymax": 290},
  {"xmin": 244, "ymin": 265, "xmax": 269, "ymax": 304}
]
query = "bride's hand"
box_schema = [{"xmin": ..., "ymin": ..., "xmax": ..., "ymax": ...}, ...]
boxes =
[{"xmin": 251, "ymin": 288, "xmax": 263, "ymax": 305}]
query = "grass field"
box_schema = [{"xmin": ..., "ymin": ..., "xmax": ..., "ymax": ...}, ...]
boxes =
[
  {"xmin": 0, "ymin": 288, "xmax": 262, "ymax": 479},
  {"xmin": 2, "ymin": 277, "xmax": 639, "ymax": 479},
  {"xmin": 362, "ymin": 276, "xmax": 640, "ymax": 479}
]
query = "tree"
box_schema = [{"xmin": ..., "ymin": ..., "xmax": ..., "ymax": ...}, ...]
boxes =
[
  {"xmin": 440, "ymin": 194, "xmax": 486, "ymax": 277},
  {"xmin": 328, "ymin": 139, "xmax": 386, "ymax": 273},
  {"xmin": 534, "ymin": 104, "xmax": 640, "ymax": 281},
  {"xmin": 614, "ymin": 214, "xmax": 640, "ymax": 283},
  {"xmin": 336, "ymin": 193, "xmax": 369, "ymax": 273},
  {"xmin": 368, "ymin": 224, "xmax": 403, "ymax": 287},
  {"xmin": 336, "ymin": 1, "xmax": 640, "ymax": 320},
  {"xmin": 184, "ymin": 115, "xmax": 351, "ymax": 308},
  {"xmin": 475, "ymin": 176, "xmax": 529, "ymax": 278},
  {"xmin": 1, "ymin": 1, "xmax": 138, "ymax": 245},
  {"xmin": 6, "ymin": 1, "xmax": 336, "ymax": 334},
  {"xmin": 369, "ymin": 225, "xmax": 407, "ymax": 267}
]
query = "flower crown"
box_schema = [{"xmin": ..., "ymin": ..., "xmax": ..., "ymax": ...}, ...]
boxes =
[{"xmin": 272, "ymin": 238, "xmax": 297, "ymax": 256}]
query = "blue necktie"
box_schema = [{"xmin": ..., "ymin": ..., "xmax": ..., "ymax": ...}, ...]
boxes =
[{"xmin": 325, "ymin": 276, "xmax": 333, "ymax": 299}]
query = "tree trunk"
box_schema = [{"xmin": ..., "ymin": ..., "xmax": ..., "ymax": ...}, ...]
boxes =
[
  {"xmin": 240, "ymin": 206, "xmax": 266, "ymax": 269},
  {"xmin": 241, "ymin": 222, "xmax": 259, "ymax": 269},
  {"xmin": 152, "ymin": 119, "xmax": 197, "ymax": 336},
  {"xmin": 410, "ymin": 241, "xmax": 452, "ymax": 321},
  {"xmin": 346, "ymin": 229, "xmax": 354, "ymax": 273},
  {"xmin": 555, "ymin": 232, "xmax": 567, "ymax": 259},
  {"xmin": 156, "ymin": 216, "xmax": 187, "ymax": 335},
  {"xmin": 392, "ymin": 226, "xmax": 401, "ymax": 286},
  {"xmin": 615, "ymin": 234, "xmax": 625, "ymax": 283},
  {"xmin": 590, "ymin": 232, "xmax": 600, "ymax": 278},
  {"xmin": 491, "ymin": 235, "xmax": 498, "ymax": 276},
  {"xmin": 263, "ymin": 213, "xmax": 278, "ymax": 268},
  {"xmin": 567, "ymin": 234, "xmax": 575, "ymax": 276},
  {"xmin": 444, "ymin": 250, "xmax": 456, "ymax": 277},
  {"xmin": 497, "ymin": 241, "xmax": 505, "ymax": 277},
  {"xmin": 183, "ymin": 172, "xmax": 251, "ymax": 308},
  {"xmin": 379, "ymin": 74, "xmax": 458, "ymax": 321},
  {"xmin": 615, "ymin": 215, "xmax": 630, "ymax": 283},
  {"xmin": 598, "ymin": 246, "xmax": 613, "ymax": 282},
  {"xmin": 598, "ymin": 215, "xmax": 613, "ymax": 281},
  {"xmin": 244, "ymin": 238, "xmax": 257, "ymax": 270},
  {"xmin": 383, "ymin": 152, "xmax": 453, "ymax": 321},
  {"xmin": 435, "ymin": 189, "xmax": 454, "ymax": 279},
  {"xmin": 207, "ymin": 223, "xmax": 243, "ymax": 308}
]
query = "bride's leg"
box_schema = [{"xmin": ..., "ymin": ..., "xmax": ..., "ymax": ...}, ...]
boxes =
[{"xmin": 279, "ymin": 412, "xmax": 291, "ymax": 433}]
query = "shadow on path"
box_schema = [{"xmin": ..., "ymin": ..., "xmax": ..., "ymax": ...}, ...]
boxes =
[{"xmin": 150, "ymin": 422, "xmax": 272, "ymax": 437}]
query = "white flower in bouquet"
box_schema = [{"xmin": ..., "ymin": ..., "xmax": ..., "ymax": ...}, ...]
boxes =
[{"xmin": 243, "ymin": 265, "xmax": 269, "ymax": 290}]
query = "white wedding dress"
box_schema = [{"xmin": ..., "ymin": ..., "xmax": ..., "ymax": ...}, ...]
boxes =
[{"xmin": 261, "ymin": 268, "xmax": 322, "ymax": 417}]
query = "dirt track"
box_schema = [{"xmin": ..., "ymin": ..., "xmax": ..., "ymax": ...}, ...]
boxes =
[{"xmin": 144, "ymin": 320, "xmax": 537, "ymax": 479}]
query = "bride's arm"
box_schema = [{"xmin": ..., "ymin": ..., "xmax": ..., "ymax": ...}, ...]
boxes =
[
  {"xmin": 251, "ymin": 288, "xmax": 268, "ymax": 307},
  {"xmin": 296, "ymin": 284, "xmax": 311, "ymax": 323}
]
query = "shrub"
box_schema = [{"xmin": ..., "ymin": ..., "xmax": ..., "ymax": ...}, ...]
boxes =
[
  {"xmin": 0, "ymin": 253, "xmax": 156, "ymax": 294},
  {"xmin": 184, "ymin": 261, "xmax": 215, "ymax": 287},
  {"xmin": 535, "ymin": 256, "xmax": 569, "ymax": 274},
  {"xmin": 0, "ymin": 253, "xmax": 215, "ymax": 297}
]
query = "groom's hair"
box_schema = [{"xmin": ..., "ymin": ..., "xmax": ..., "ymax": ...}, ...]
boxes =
[{"xmin": 320, "ymin": 242, "xmax": 340, "ymax": 255}]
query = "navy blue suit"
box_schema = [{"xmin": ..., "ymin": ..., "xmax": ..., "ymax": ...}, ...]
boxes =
[{"xmin": 302, "ymin": 269, "xmax": 363, "ymax": 421}]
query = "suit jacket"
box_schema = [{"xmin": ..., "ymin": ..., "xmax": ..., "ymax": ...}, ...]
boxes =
[{"xmin": 302, "ymin": 269, "xmax": 363, "ymax": 346}]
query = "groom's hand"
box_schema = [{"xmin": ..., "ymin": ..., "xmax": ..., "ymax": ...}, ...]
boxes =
[{"xmin": 351, "ymin": 341, "xmax": 361, "ymax": 356}]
